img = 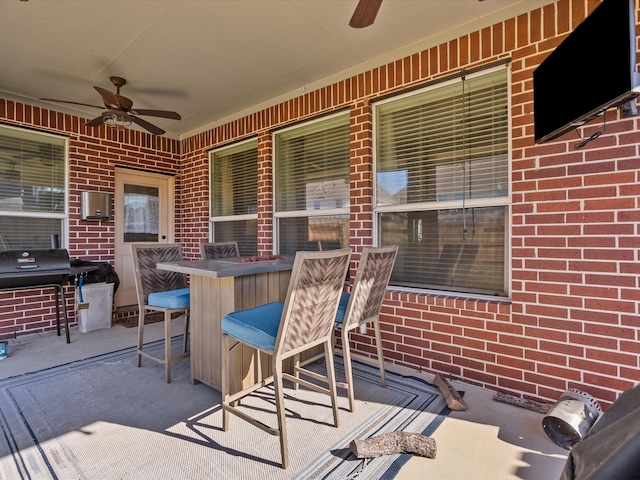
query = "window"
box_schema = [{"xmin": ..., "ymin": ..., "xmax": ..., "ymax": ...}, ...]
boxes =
[
  {"xmin": 123, "ymin": 184, "xmax": 160, "ymax": 242},
  {"xmin": 209, "ymin": 139, "xmax": 258, "ymax": 256},
  {"xmin": 375, "ymin": 68, "xmax": 509, "ymax": 296},
  {"xmin": 0, "ymin": 125, "xmax": 67, "ymax": 249},
  {"xmin": 274, "ymin": 113, "xmax": 350, "ymax": 254}
]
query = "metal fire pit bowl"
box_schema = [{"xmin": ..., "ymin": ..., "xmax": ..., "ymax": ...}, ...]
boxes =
[{"xmin": 542, "ymin": 388, "xmax": 603, "ymax": 449}]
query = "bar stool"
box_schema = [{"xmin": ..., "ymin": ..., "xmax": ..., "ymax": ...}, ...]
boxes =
[{"xmin": 131, "ymin": 243, "xmax": 190, "ymax": 383}]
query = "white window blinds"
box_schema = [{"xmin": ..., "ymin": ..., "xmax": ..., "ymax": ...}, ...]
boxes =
[
  {"xmin": 0, "ymin": 126, "xmax": 67, "ymax": 249},
  {"xmin": 375, "ymin": 68, "xmax": 509, "ymax": 296},
  {"xmin": 376, "ymin": 69, "xmax": 508, "ymax": 207},
  {"xmin": 210, "ymin": 139, "xmax": 258, "ymax": 256},
  {"xmin": 210, "ymin": 139, "xmax": 258, "ymax": 217},
  {"xmin": 275, "ymin": 113, "xmax": 350, "ymax": 213}
]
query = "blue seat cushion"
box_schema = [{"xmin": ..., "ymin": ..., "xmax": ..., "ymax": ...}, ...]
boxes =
[
  {"xmin": 222, "ymin": 302, "xmax": 283, "ymax": 351},
  {"xmin": 147, "ymin": 288, "xmax": 190, "ymax": 309},
  {"xmin": 335, "ymin": 291, "xmax": 350, "ymax": 325}
]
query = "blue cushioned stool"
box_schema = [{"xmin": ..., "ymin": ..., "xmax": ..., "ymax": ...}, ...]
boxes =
[
  {"xmin": 296, "ymin": 246, "xmax": 398, "ymax": 412},
  {"xmin": 131, "ymin": 244, "xmax": 191, "ymax": 383},
  {"xmin": 148, "ymin": 288, "xmax": 190, "ymax": 309},
  {"xmin": 222, "ymin": 302, "xmax": 283, "ymax": 351},
  {"xmin": 335, "ymin": 291, "xmax": 350, "ymax": 324},
  {"xmin": 220, "ymin": 249, "xmax": 351, "ymax": 469}
]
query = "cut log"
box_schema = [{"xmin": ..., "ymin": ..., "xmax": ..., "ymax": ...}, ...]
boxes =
[
  {"xmin": 350, "ymin": 432, "xmax": 437, "ymax": 459},
  {"xmin": 434, "ymin": 373, "xmax": 468, "ymax": 411},
  {"xmin": 494, "ymin": 391, "xmax": 552, "ymax": 414}
]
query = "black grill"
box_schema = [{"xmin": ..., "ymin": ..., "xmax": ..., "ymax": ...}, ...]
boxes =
[
  {"xmin": 0, "ymin": 249, "xmax": 71, "ymax": 343},
  {"xmin": 0, "ymin": 249, "xmax": 70, "ymax": 288}
]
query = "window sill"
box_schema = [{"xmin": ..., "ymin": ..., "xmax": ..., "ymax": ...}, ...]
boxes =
[{"xmin": 387, "ymin": 285, "xmax": 511, "ymax": 304}]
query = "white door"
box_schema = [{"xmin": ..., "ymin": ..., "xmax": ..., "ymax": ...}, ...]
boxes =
[{"xmin": 114, "ymin": 168, "xmax": 175, "ymax": 308}]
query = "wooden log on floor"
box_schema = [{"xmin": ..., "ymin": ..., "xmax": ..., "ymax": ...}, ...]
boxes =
[
  {"xmin": 434, "ymin": 373, "xmax": 468, "ymax": 411},
  {"xmin": 494, "ymin": 391, "xmax": 552, "ymax": 414},
  {"xmin": 350, "ymin": 432, "xmax": 437, "ymax": 459}
]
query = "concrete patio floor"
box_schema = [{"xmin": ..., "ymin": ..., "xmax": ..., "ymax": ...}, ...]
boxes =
[{"xmin": 0, "ymin": 322, "xmax": 569, "ymax": 479}]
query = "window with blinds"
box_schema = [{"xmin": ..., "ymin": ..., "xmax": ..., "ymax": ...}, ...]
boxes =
[
  {"xmin": 0, "ymin": 125, "xmax": 67, "ymax": 249},
  {"xmin": 209, "ymin": 139, "xmax": 258, "ymax": 257},
  {"xmin": 375, "ymin": 68, "xmax": 509, "ymax": 296},
  {"xmin": 274, "ymin": 113, "xmax": 350, "ymax": 254}
]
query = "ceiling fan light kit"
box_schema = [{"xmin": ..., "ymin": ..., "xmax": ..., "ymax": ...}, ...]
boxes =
[
  {"xmin": 102, "ymin": 111, "xmax": 132, "ymax": 129},
  {"xmin": 39, "ymin": 76, "xmax": 180, "ymax": 136}
]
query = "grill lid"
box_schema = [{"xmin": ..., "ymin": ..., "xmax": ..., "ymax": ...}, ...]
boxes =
[{"xmin": 0, "ymin": 249, "xmax": 70, "ymax": 289}]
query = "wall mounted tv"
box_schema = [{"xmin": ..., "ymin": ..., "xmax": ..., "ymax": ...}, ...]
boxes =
[{"xmin": 534, "ymin": 0, "xmax": 640, "ymax": 144}]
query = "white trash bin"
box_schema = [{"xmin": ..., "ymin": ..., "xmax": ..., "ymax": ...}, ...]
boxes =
[{"xmin": 77, "ymin": 282, "xmax": 114, "ymax": 333}]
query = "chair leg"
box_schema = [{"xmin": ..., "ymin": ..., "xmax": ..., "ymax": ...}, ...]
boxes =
[
  {"xmin": 292, "ymin": 353, "xmax": 300, "ymax": 390},
  {"xmin": 136, "ymin": 309, "xmax": 145, "ymax": 367},
  {"xmin": 273, "ymin": 361, "xmax": 289, "ymax": 469},
  {"xmin": 324, "ymin": 341, "xmax": 340, "ymax": 427},
  {"xmin": 372, "ymin": 319, "xmax": 386, "ymax": 387},
  {"xmin": 342, "ymin": 328, "xmax": 356, "ymax": 412},
  {"xmin": 183, "ymin": 311, "xmax": 190, "ymax": 354},
  {"xmin": 164, "ymin": 310, "xmax": 172, "ymax": 383},
  {"xmin": 221, "ymin": 334, "xmax": 230, "ymax": 431}
]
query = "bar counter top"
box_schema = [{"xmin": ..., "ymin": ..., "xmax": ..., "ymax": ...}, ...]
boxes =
[{"xmin": 157, "ymin": 256, "xmax": 294, "ymax": 279}]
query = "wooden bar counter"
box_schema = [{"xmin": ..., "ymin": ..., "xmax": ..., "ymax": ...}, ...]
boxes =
[{"xmin": 157, "ymin": 257, "xmax": 294, "ymax": 393}]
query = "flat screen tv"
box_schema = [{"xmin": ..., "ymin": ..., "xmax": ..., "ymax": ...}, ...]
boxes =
[{"xmin": 534, "ymin": 0, "xmax": 640, "ymax": 144}]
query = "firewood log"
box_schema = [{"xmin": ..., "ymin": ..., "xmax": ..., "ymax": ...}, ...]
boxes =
[
  {"xmin": 434, "ymin": 373, "xmax": 468, "ymax": 411},
  {"xmin": 350, "ymin": 432, "xmax": 437, "ymax": 459}
]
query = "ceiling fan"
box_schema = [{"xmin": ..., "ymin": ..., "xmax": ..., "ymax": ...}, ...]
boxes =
[
  {"xmin": 40, "ymin": 76, "xmax": 181, "ymax": 136},
  {"xmin": 349, "ymin": 0, "xmax": 485, "ymax": 29},
  {"xmin": 349, "ymin": 0, "xmax": 383, "ymax": 28}
]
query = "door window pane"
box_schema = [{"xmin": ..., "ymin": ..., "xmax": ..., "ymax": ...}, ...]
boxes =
[{"xmin": 123, "ymin": 184, "xmax": 159, "ymax": 242}]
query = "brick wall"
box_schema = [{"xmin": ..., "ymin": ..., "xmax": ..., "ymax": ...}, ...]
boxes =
[
  {"xmin": 0, "ymin": 100, "xmax": 180, "ymax": 338},
  {"xmin": 179, "ymin": 0, "xmax": 639, "ymax": 406},
  {"xmin": 2, "ymin": 0, "xmax": 638, "ymax": 406}
]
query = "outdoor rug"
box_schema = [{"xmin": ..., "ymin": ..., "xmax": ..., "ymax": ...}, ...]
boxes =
[{"xmin": 0, "ymin": 338, "xmax": 453, "ymax": 480}]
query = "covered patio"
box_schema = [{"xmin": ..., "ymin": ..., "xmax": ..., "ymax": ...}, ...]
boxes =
[
  {"xmin": 0, "ymin": 3, "xmax": 639, "ymax": 477},
  {"xmin": 1, "ymin": 324, "xmax": 568, "ymax": 479}
]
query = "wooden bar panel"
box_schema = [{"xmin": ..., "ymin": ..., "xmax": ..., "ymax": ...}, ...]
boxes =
[
  {"xmin": 189, "ymin": 275, "xmax": 235, "ymax": 390},
  {"xmin": 189, "ymin": 269, "xmax": 292, "ymax": 393}
]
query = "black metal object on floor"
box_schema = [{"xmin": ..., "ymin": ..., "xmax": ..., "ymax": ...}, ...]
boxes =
[{"xmin": 0, "ymin": 249, "xmax": 71, "ymax": 343}]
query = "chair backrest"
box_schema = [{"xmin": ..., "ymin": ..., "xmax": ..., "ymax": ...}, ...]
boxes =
[
  {"xmin": 275, "ymin": 249, "xmax": 351, "ymax": 359},
  {"xmin": 342, "ymin": 245, "xmax": 398, "ymax": 332},
  {"xmin": 200, "ymin": 241, "xmax": 240, "ymax": 260},
  {"xmin": 131, "ymin": 243, "xmax": 187, "ymax": 307}
]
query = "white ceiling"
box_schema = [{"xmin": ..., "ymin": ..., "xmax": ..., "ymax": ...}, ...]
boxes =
[{"xmin": 0, "ymin": 0, "xmax": 553, "ymax": 139}]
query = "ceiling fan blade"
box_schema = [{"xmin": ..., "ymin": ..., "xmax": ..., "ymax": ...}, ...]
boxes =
[
  {"xmin": 130, "ymin": 109, "xmax": 181, "ymax": 120},
  {"xmin": 115, "ymin": 94, "xmax": 133, "ymax": 111},
  {"xmin": 349, "ymin": 0, "xmax": 382, "ymax": 28},
  {"xmin": 39, "ymin": 98, "xmax": 106, "ymax": 110},
  {"xmin": 130, "ymin": 115, "xmax": 165, "ymax": 135},
  {"xmin": 85, "ymin": 115, "xmax": 105, "ymax": 127},
  {"xmin": 94, "ymin": 86, "xmax": 121, "ymax": 109}
]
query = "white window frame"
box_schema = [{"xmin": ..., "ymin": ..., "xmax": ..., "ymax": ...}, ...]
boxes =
[
  {"xmin": 208, "ymin": 137, "xmax": 258, "ymax": 256},
  {"xmin": 0, "ymin": 124, "xmax": 68, "ymax": 250},
  {"xmin": 273, "ymin": 112, "xmax": 351, "ymax": 254},
  {"xmin": 373, "ymin": 65, "xmax": 512, "ymax": 299}
]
